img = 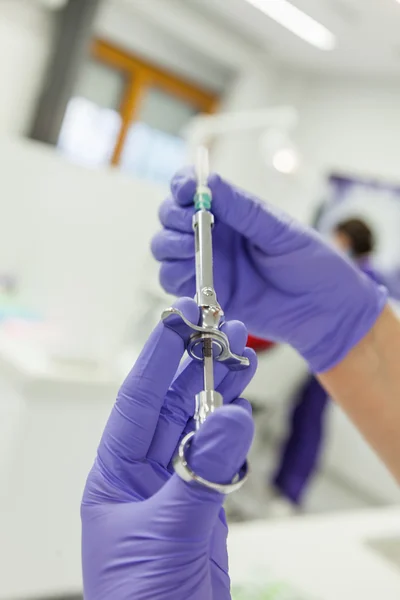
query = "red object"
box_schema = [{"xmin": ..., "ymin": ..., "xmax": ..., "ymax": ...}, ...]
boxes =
[{"xmin": 247, "ymin": 335, "xmax": 275, "ymax": 353}]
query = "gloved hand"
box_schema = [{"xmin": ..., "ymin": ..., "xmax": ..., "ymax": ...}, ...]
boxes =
[
  {"xmin": 151, "ymin": 169, "xmax": 386, "ymax": 372},
  {"xmin": 82, "ymin": 297, "xmax": 257, "ymax": 600}
]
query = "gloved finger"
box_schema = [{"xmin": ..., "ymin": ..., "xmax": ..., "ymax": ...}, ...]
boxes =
[
  {"xmin": 210, "ymin": 173, "xmax": 298, "ymax": 255},
  {"xmin": 171, "ymin": 168, "xmax": 296, "ymax": 255},
  {"xmin": 170, "ymin": 166, "xmax": 197, "ymax": 207},
  {"xmin": 159, "ymin": 197, "xmax": 193, "ymax": 233},
  {"xmin": 231, "ymin": 397, "xmax": 253, "ymax": 415},
  {"xmin": 147, "ymin": 320, "xmax": 249, "ymax": 467},
  {"xmin": 159, "ymin": 260, "xmax": 195, "ymax": 296},
  {"xmin": 151, "ymin": 230, "xmax": 194, "ymax": 261},
  {"xmin": 153, "ymin": 405, "xmax": 254, "ymax": 539},
  {"xmin": 97, "ymin": 297, "xmax": 199, "ymax": 478}
]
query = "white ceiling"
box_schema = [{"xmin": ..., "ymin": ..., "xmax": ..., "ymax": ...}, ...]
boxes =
[{"xmin": 184, "ymin": 0, "xmax": 400, "ymax": 77}]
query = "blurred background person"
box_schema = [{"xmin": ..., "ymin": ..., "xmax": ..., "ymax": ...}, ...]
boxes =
[{"xmin": 333, "ymin": 219, "xmax": 381, "ymax": 283}]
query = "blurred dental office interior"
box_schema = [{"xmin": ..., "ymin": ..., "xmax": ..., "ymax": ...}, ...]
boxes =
[{"xmin": 1, "ymin": 1, "xmax": 400, "ymax": 599}]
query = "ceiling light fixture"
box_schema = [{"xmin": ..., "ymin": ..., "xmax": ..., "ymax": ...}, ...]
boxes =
[
  {"xmin": 272, "ymin": 148, "xmax": 300, "ymax": 174},
  {"xmin": 260, "ymin": 129, "xmax": 300, "ymax": 175},
  {"xmin": 245, "ymin": 0, "xmax": 336, "ymax": 51}
]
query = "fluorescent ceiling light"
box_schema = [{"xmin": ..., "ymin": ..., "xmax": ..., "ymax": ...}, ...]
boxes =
[{"xmin": 245, "ymin": 0, "xmax": 336, "ymax": 51}]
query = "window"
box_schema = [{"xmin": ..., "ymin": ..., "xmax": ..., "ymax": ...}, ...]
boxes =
[{"xmin": 58, "ymin": 40, "xmax": 218, "ymax": 183}]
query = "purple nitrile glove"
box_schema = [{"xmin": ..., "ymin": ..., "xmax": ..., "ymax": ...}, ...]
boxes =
[
  {"xmin": 81, "ymin": 297, "xmax": 257, "ymax": 600},
  {"xmin": 151, "ymin": 169, "xmax": 387, "ymax": 373}
]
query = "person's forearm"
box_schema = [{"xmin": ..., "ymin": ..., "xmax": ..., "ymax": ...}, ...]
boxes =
[{"xmin": 318, "ymin": 304, "xmax": 400, "ymax": 482}]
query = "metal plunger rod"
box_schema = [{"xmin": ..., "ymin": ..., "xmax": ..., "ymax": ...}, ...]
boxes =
[{"xmin": 203, "ymin": 339, "xmax": 214, "ymax": 391}]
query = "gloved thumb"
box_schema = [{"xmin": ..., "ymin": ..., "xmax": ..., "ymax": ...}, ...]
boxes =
[
  {"xmin": 152, "ymin": 404, "xmax": 254, "ymax": 540},
  {"xmin": 209, "ymin": 173, "xmax": 293, "ymax": 253}
]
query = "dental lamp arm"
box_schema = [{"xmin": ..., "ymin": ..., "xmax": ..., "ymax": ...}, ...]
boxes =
[{"xmin": 183, "ymin": 106, "xmax": 298, "ymax": 156}]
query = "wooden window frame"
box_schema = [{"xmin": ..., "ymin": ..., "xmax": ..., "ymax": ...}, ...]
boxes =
[{"xmin": 91, "ymin": 39, "xmax": 218, "ymax": 165}]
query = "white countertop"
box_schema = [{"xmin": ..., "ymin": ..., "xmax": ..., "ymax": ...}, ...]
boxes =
[
  {"xmin": 229, "ymin": 507, "xmax": 400, "ymax": 599},
  {"xmin": 0, "ymin": 325, "xmax": 141, "ymax": 390}
]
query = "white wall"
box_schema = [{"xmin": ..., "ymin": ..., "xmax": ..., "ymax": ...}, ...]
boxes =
[
  {"xmin": 291, "ymin": 75, "xmax": 400, "ymax": 183},
  {"xmin": 0, "ymin": 1, "xmax": 53, "ymax": 136},
  {"xmin": 213, "ymin": 67, "xmax": 400, "ymax": 219},
  {"xmin": 0, "ymin": 138, "xmax": 164, "ymax": 362},
  {"xmin": 95, "ymin": 0, "xmax": 233, "ymax": 93}
]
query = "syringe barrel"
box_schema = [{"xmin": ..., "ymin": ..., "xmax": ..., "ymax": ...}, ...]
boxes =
[{"xmin": 193, "ymin": 209, "xmax": 217, "ymax": 308}]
